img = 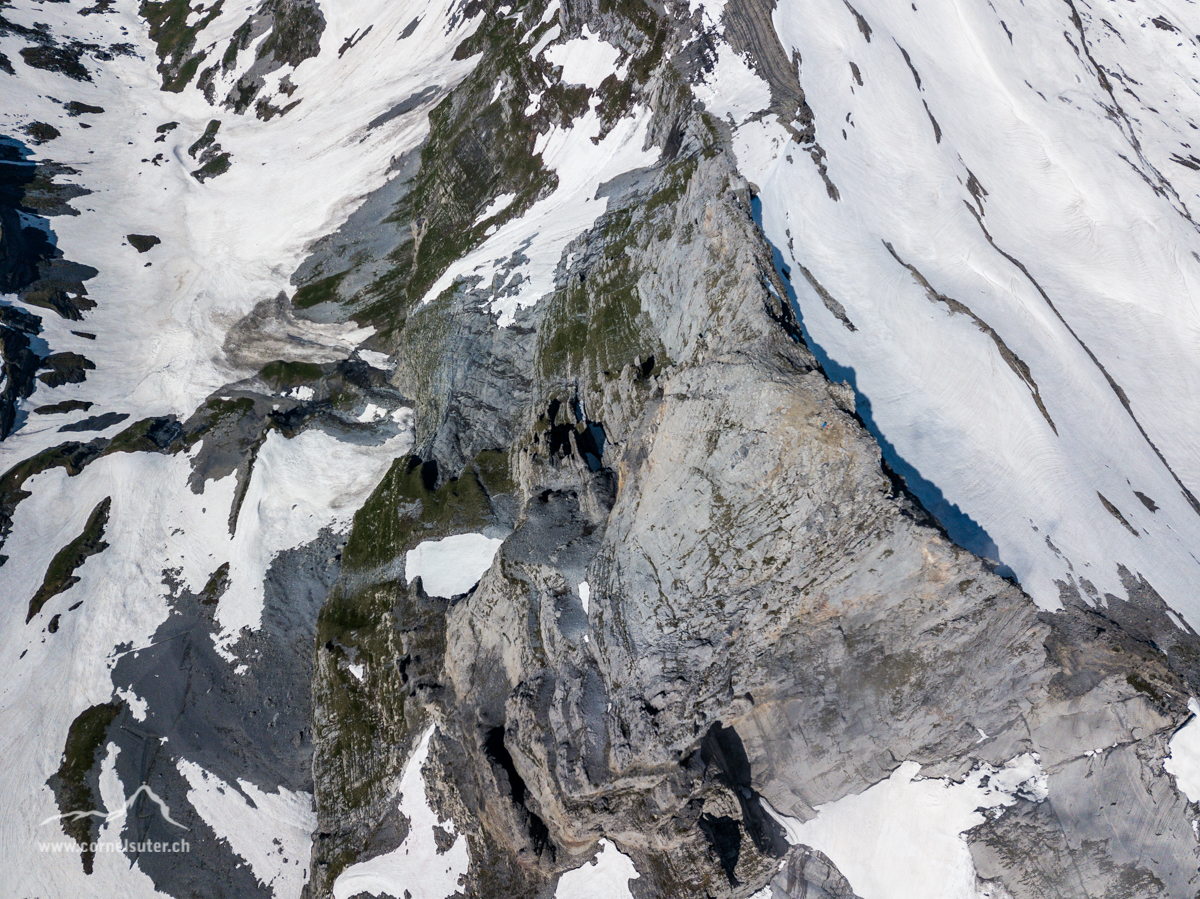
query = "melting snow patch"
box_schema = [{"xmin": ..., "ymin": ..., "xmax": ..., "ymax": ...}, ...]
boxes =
[
  {"xmin": 763, "ymin": 755, "xmax": 1047, "ymax": 899},
  {"xmin": 475, "ymin": 192, "xmax": 518, "ymax": 225},
  {"xmin": 347, "ymin": 662, "xmax": 365, "ymax": 682},
  {"xmin": 419, "ymin": 101, "xmax": 659, "ymax": 325},
  {"xmin": 177, "ymin": 759, "xmax": 316, "ymax": 899},
  {"xmin": 405, "ymin": 532, "xmax": 504, "ymax": 598},
  {"xmin": 332, "ymin": 726, "xmax": 469, "ymax": 899},
  {"xmin": 115, "ymin": 688, "xmax": 149, "ymax": 722},
  {"xmin": 578, "ymin": 581, "xmax": 590, "ymax": 614},
  {"xmin": 1166, "ymin": 698, "xmax": 1200, "ymax": 802},
  {"xmin": 357, "ymin": 349, "xmax": 394, "ymax": 370},
  {"xmin": 357, "ymin": 403, "xmax": 388, "ymax": 422},
  {"xmin": 531, "ymin": 23, "xmax": 561, "ymax": 57},
  {"xmin": 554, "ymin": 839, "xmax": 640, "ymax": 899},
  {"xmin": 692, "ymin": 41, "xmax": 770, "ymax": 126},
  {"xmin": 544, "ymin": 26, "xmax": 622, "ymax": 89}
]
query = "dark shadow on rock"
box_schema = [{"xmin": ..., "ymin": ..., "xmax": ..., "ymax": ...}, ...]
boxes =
[{"xmin": 700, "ymin": 722, "xmax": 789, "ymax": 859}]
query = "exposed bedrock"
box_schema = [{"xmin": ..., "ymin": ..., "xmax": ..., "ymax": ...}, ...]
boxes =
[{"xmin": 303, "ymin": 5, "xmax": 1200, "ymax": 897}]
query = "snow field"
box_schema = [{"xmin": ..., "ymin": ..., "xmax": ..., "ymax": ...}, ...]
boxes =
[
  {"xmin": 554, "ymin": 838, "xmax": 640, "ymax": 899},
  {"xmin": 0, "ymin": 0, "xmax": 480, "ymax": 893},
  {"xmin": 405, "ymin": 532, "xmax": 505, "ymax": 599},
  {"xmin": 764, "ymin": 755, "xmax": 1047, "ymax": 899},
  {"xmin": 177, "ymin": 758, "xmax": 317, "ymax": 899},
  {"xmin": 692, "ymin": 0, "xmax": 1200, "ymax": 622}
]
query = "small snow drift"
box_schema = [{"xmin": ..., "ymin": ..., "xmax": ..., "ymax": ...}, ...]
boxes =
[
  {"xmin": 332, "ymin": 726, "xmax": 469, "ymax": 899},
  {"xmin": 405, "ymin": 532, "xmax": 504, "ymax": 598},
  {"xmin": 1166, "ymin": 698, "xmax": 1200, "ymax": 802},
  {"xmin": 554, "ymin": 839, "xmax": 640, "ymax": 899},
  {"xmin": 764, "ymin": 756, "xmax": 1047, "ymax": 899}
]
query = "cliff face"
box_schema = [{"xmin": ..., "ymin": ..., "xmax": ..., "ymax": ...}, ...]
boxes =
[
  {"xmin": 3, "ymin": 0, "xmax": 1200, "ymax": 896},
  {"xmin": 304, "ymin": 7, "xmax": 1200, "ymax": 895}
]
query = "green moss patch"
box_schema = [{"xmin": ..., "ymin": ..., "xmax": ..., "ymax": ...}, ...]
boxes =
[
  {"xmin": 127, "ymin": 233, "xmax": 160, "ymax": 253},
  {"xmin": 140, "ymin": 0, "xmax": 224, "ymax": 91},
  {"xmin": 27, "ymin": 497, "xmax": 111, "ymax": 622},
  {"xmin": 47, "ymin": 701, "xmax": 121, "ymax": 873},
  {"xmin": 258, "ymin": 359, "xmax": 326, "ymax": 390},
  {"xmin": 340, "ymin": 449, "xmax": 510, "ymax": 573},
  {"xmin": 292, "ymin": 271, "xmax": 348, "ymax": 310}
]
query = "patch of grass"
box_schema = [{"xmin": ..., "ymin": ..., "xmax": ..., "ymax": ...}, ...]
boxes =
[
  {"xmin": 127, "ymin": 233, "xmax": 160, "ymax": 253},
  {"xmin": 140, "ymin": 0, "xmax": 224, "ymax": 91},
  {"xmin": 1127, "ymin": 672, "xmax": 1165, "ymax": 704},
  {"xmin": 37, "ymin": 352, "xmax": 95, "ymax": 387},
  {"xmin": 192, "ymin": 151, "xmax": 231, "ymax": 182},
  {"xmin": 48, "ymin": 701, "xmax": 121, "ymax": 873},
  {"xmin": 27, "ymin": 497, "xmax": 111, "ymax": 622},
  {"xmin": 259, "ymin": 359, "xmax": 325, "ymax": 389},
  {"xmin": 22, "ymin": 121, "xmax": 60, "ymax": 144},
  {"xmin": 340, "ymin": 448, "xmax": 510, "ymax": 572},
  {"xmin": 354, "ymin": 10, "xmax": 561, "ymax": 334},
  {"xmin": 102, "ymin": 416, "xmax": 182, "ymax": 455},
  {"xmin": 35, "ymin": 400, "xmax": 93, "ymax": 415},
  {"xmin": 536, "ymin": 208, "xmax": 663, "ymax": 385},
  {"xmin": 200, "ymin": 561, "xmax": 230, "ymax": 605},
  {"xmin": 644, "ymin": 156, "xmax": 696, "ymax": 214},
  {"xmin": 292, "ymin": 271, "xmax": 348, "ymax": 309}
]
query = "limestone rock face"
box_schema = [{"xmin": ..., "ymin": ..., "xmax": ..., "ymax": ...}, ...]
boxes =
[
  {"xmin": 7, "ymin": 0, "xmax": 1196, "ymax": 894},
  {"xmin": 355, "ymin": 121, "xmax": 1198, "ymax": 897}
]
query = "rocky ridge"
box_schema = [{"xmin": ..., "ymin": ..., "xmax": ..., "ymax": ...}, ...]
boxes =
[{"xmin": 298, "ymin": 2, "xmax": 1200, "ymax": 896}]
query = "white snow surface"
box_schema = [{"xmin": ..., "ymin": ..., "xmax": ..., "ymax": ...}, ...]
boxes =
[
  {"xmin": 475, "ymin": 192, "xmax": 518, "ymax": 225},
  {"xmin": 0, "ymin": 0, "xmax": 479, "ymax": 893},
  {"xmin": 178, "ymin": 759, "xmax": 317, "ymax": 899},
  {"xmin": 699, "ymin": 0, "xmax": 1200, "ymax": 623},
  {"xmin": 1166, "ymin": 698, "xmax": 1200, "ymax": 802},
  {"xmin": 765, "ymin": 755, "xmax": 1048, "ymax": 899},
  {"xmin": 693, "ymin": 43, "xmax": 770, "ymax": 127},
  {"xmin": 405, "ymin": 532, "xmax": 504, "ymax": 598},
  {"xmin": 578, "ymin": 581, "xmax": 590, "ymax": 614},
  {"xmin": 544, "ymin": 26, "xmax": 623, "ymax": 89},
  {"xmin": 332, "ymin": 726, "xmax": 469, "ymax": 899},
  {"xmin": 215, "ymin": 425, "xmax": 415, "ymax": 654},
  {"xmin": 554, "ymin": 838, "xmax": 640, "ymax": 899},
  {"xmin": 420, "ymin": 58, "xmax": 660, "ymax": 324}
]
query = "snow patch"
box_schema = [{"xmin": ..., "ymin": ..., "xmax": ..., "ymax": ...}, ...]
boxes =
[
  {"xmin": 554, "ymin": 839, "xmax": 640, "ymax": 899},
  {"xmin": 578, "ymin": 581, "xmax": 590, "ymax": 614},
  {"xmin": 1166, "ymin": 698, "xmax": 1200, "ymax": 802},
  {"xmin": 474, "ymin": 192, "xmax": 517, "ymax": 225},
  {"xmin": 115, "ymin": 688, "xmax": 149, "ymax": 722},
  {"xmin": 405, "ymin": 532, "xmax": 504, "ymax": 598},
  {"xmin": 356, "ymin": 349, "xmax": 394, "ymax": 370},
  {"xmin": 531, "ymin": 23, "xmax": 561, "ymax": 58},
  {"xmin": 544, "ymin": 26, "xmax": 622, "ymax": 89},
  {"xmin": 357, "ymin": 403, "xmax": 387, "ymax": 422},
  {"xmin": 332, "ymin": 726, "xmax": 469, "ymax": 899},
  {"xmin": 693, "ymin": 42, "xmax": 770, "ymax": 126},
  {"xmin": 177, "ymin": 759, "xmax": 316, "ymax": 899},
  {"xmin": 764, "ymin": 755, "xmax": 1047, "ymax": 899}
]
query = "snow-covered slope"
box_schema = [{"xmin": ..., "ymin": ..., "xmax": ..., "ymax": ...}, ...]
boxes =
[
  {"xmin": 5, "ymin": 0, "xmax": 1200, "ymax": 896},
  {"xmin": 700, "ymin": 0, "xmax": 1200, "ymax": 618},
  {"xmin": 0, "ymin": 0, "xmax": 479, "ymax": 894}
]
